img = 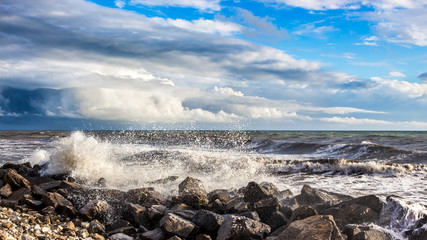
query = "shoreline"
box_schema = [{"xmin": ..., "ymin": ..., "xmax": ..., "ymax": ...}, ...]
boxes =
[{"xmin": 1, "ymin": 162, "xmax": 426, "ymax": 240}]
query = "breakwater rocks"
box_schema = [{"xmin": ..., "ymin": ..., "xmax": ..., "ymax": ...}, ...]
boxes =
[{"xmin": 1, "ymin": 162, "xmax": 426, "ymax": 240}]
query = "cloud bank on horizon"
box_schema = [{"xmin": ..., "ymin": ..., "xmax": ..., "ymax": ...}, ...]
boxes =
[{"xmin": 0, "ymin": 0, "xmax": 427, "ymax": 130}]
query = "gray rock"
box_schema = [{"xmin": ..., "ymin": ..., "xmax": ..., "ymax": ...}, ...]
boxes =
[
  {"xmin": 31, "ymin": 185, "xmax": 47, "ymax": 198},
  {"xmin": 110, "ymin": 233, "xmax": 134, "ymax": 240},
  {"xmin": 254, "ymin": 197, "xmax": 280, "ymax": 221},
  {"xmin": 42, "ymin": 192, "xmax": 73, "ymax": 209},
  {"xmin": 0, "ymin": 183, "xmax": 12, "ymax": 198},
  {"xmin": 266, "ymin": 211, "xmax": 288, "ymax": 231},
  {"xmin": 24, "ymin": 199, "xmax": 43, "ymax": 208},
  {"xmin": 323, "ymin": 204, "xmax": 379, "ymax": 228},
  {"xmin": 272, "ymin": 215, "xmax": 344, "ymax": 240},
  {"xmin": 192, "ymin": 210, "xmax": 224, "ymax": 233},
  {"xmin": 260, "ymin": 182, "xmax": 280, "ymax": 196},
  {"xmin": 217, "ymin": 215, "xmax": 271, "ymax": 240},
  {"xmin": 207, "ymin": 199, "xmax": 224, "ymax": 213},
  {"xmin": 295, "ymin": 185, "xmax": 353, "ymax": 209},
  {"xmin": 239, "ymin": 211, "xmax": 261, "ymax": 222},
  {"xmin": 89, "ymin": 220, "xmax": 106, "ymax": 234},
  {"xmin": 127, "ymin": 188, "xmax": 164, "ymax": 207},
  {"xmin": 289, "ymin": 205, "xmax": 318, "ymax": 223},
  {"xmin": 79, "ymin": 199, "xmax": 113, "ymax": 221},
  {"xmin": 277, "ymin": 189, "xmax": 293, "ymax": 199},
  {"xmin": 3, "ymin": 169, "xmax": 31, "ymax": 189},
  {"xmin": 141, "ymin": 228, "xmax": 167, "ymax": 240},
  {"xmin": 243, "ymin": 182, "xmax": 271, "ymax": 204},
  {"xmin": 208, "ymin": 189, "xmax": 230, "ymax": 203},
  {"xmin": 127, "ymin": 203, "xmax": 150, "ymax": 228},
  {"xmin": 178, "ymin": 177, "xmax": 209, "ymax": 208},
  {"xmin": 343, "ymin": 225, "xmax": 390, "ymax": 240},
  {"xmin": 148, "ymin": 204, "xmax": 167, "ymax": 222},
  {"xmin": 38, "ymin": 180, "xmax": 62, "ymax": 191},
  {"xmin": 7, "ymin": 187, "xmax": 31, "ymax": 202},
  {"xmin": 160, "ymin": 213, "xmax": 196, "ymax": 238}
]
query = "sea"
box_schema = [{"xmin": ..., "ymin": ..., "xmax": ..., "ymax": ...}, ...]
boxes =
[{"xmin": 1, "ymin": 130, "xmax": 426, "ymax": 239}]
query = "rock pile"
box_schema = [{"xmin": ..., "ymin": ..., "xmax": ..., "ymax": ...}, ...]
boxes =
[{"xmin": 1, "ymin": 162, "xmax": 426, "ymax": 240}]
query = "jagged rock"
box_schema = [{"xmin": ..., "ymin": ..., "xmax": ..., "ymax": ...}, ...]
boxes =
[
  {"xmin": 110, "ymin": 233, "xmax": 134, "ymax": 240},
  {"xmin": 141, "ymin": 228, "xmax": 167, "ymax": 240},
  {"xmin": 272, "ymin": 215, "xmax": 344, "ymax": 240},
  {"xmin": 343, "ymin": 225, "xmax": 390, "ymax": 240},
  {"xmin": 295, "ymin": 185, "xmax": 353, "ymax": 209},
  {"xmin": 323, "ymin": 204, "xmax": 379, "ymax": 228},
  {"xmin": 148, "ymin": 204, "xmax": 167, "ymax": 222},
  {"xmin": 3, "ymin": 169, "xmax": 31, "ymax": 189},
  {"xmin": 126, "ymin": 203, "xmax": 150, "ymax": 228},
  {"xmin": 89, "ymin": 220, "xmax": 106, "ymax": 234},
  {"xmin": 167, "ymin": 236, "xmax": 182, "ymax": 240},
  {"xmin": 196, "ymin": 234, "xmax": 212, "ymax": 240},
  {"xmin": 98, "ymin": 178, "xmax": 107, "ymax": 187},
  {"xmin": 38, "ymin": 180, "xmax": 62, "ymax": 191},
  {"xmin": 192, "ymin": 210, "xmax": 224, "ymax": 233},
  {"xmin": 266, "ymin": 211, "xmax": 288, "ymax": 231},
  {"xmin": 165, "ymin": 210, "xmax": 196, "ymax": 221},
  {"xmin": 0, "ymin": 183, "xmax": 13, "ymax": 198},
  {"xmin": 178, "ymin": 177, "xmax": 209, "ymax": 208},
  {"xmin": 179, "ymin": 177, "xmax": 207, "ymax": 198},
  {"xmin": 207, "ymin": 199, "xmax": 224, "ymax": 213},
  {"xmin": 31, "ymin": 185, "xmax": 47, "ymax": 198},
  {"xmin": 160, "ymin": 213, "xmax": 196, "ymax": 238},
  {"xmin": 42, "ymin": 192, "xmax": 73, "ymax": 209},
  {"xmin": 260, "ymin": 182, "xmax": 280, "ymax": 196},
  {"xmin": 243, "ymin": 182, "xmax": 271, "ymax": 204},
  {"xmin": 338, "ymin": 195, "xmax": 383, "ymax": 215},
  {"xmin": 278, "ymin": 189, "xmax": 293, "ymax": 199},
  {"xmin": 0, "ymin": 199, "xmax": 17, "ymax": 208},
  {"xmin": 60, "ymin": 180, "xmax": 83, "ymax": 190},
  {"xmin": 107, "ymin": 219, "xmax": 133, "ymax": 232},
  {"xmin": 79, "ymin": 199, "xmax": 113, "ymax": 221},
  {"xmin": 239, "ymin": 211, "xmax": 261, "ymax": 222},
  {"xmin": 127, "ymin": 188, "xmax": 164, "ymax": 207},
  {"xmin": 107, "ymin": 226, "xmax": 136, "ymax": 236},
  {"xmin": 289, "ymin": 205, "xmax": 318, "ymax": 223},
  {"xmin": 24, "ymin": 199, "xmax": 43, "ymax": 208},
  {"xmin": 7, "ymin": 187, "xmax": 31, "ymax": 202},
  {"xmin": 208, "ymin": 190, "xmax": 230, "ymax": 203},
  {"xmin": 225, "ymin": 197, "xmax": 250, "ymax": 213},
  {"xmin": 217, "ymin": 215, "xmax": 271, "ymax": 240},
  {"xmin": 254, "ymin": 197, "xmax": 280, "ymax": 221},
  {"xmin": 41, "ymin": 206, "xmax": 56, "ymax": 215}
]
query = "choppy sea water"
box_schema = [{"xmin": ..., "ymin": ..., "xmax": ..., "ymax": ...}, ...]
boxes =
[{"xmin": 1, "ymin": 130, "xmax": 426, "ymax": 239}]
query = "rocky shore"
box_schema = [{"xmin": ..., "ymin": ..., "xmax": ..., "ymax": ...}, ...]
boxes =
[{"xmin": 1, "ymin": 162, "xmax": 426, "ymax": 240}]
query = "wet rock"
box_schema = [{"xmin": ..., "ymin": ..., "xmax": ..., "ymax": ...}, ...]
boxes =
[
  {"xmin": 60, "ymin": 180, "xmax": 83, "ymax": 190},
  {"xmin": 243, "ymin": 182, "xmax": 271, "ymax": 204},
  {"xmin": 167, "ymin": 236, "xmax": 182, "ymax": 240},
  {"xmin": 127, "ymin": 203, "xmax": 150, "ymax": 228},
  {"xmin": 295, "ymin": 185, "xmax": 353, "ymax": 209},
  {"xmin": 31, "ymin": 185, "xmax": 47, "ymax": 198},
  {"xmin": 107, "ymin": 219, "xmax": 133, "ymax": 232},
  {"xmin": 2, "ymin": 169, "xmax": 31, "ymax": 189},
  {"xmin": 266, "ymin": 211, "xmax": 288, "ymax": 231},
  {"xmin": 127, "ymin": 188, "xmax": 164, "ymax": 207},
  {"xmin": 217, "ymin": 215, "xmax": 271, "ymax": 240},
  {"xmin": 38, "ymin": 180, "xmax": 62, "ymax": 191},
  {"xmin": 343, "ymin": 225, "xmax": 390, "ymax": 240},
  {"xmin": 254, "ymin": 196, "xmax": 280, "ymax": 221},
  {"xmin": 148, "ymin": 204, "xmax": 167, "ymax": 223},
  {"xmin": 7, "ymin": 187, "xmax": 31, "ymax": 202},
  {"xmin": 107, "ymin": 226, "xmax": 136, "ymax": 236},
  {"xmin": 179, "ymin": 177, "xmax": 207, "ymax": 198},
  {"xmin": 141, "ymin": 228, "xmax": 167, "ymax": 240},
  {"xmin": 178, "ymin": 177, "xmax": 209, "ymax": 208},
  {"xmin": 323, "ymin": 204, "xmax": 379, "ymax": 228},
  {"xmin": 192, "ymin": 210, "xmax": 224, "ymax": 233},
  {"xmin": 0, "ymin": 184, "xmax": 13, "ymax": 198},
  {"xmin": 239, "ymin": 211, "xmax": 261, "ymax": 222},
  {"xmin": 196, "ymin": 234, "xmax": 212, "ymax": 240},
  {"xmin": 225, "ymin": 197, "xmax": 249, "ymax": 213},
  {"xmin": 24, "ymin": 199, "xmax": 43, "ymax": 209},
  {"xmin": 41, "ymin": 206, "xmax": 56, "ymax": 215},
  {"xmin": 0, "ymin": 199, "xmax": 17, "ymax": 208},
  {"xmin": 110, "ymin": 233, "xmax": 134, "ymax": 240},
  {"xmin": 260, "ymin": 182, "xmax": 280, "ymax": 196},
  {"xmin": 98, "ymin": 178, "xmax": 107, "ymax": 187},
  {"xmin": 289, "ymin": 205, "xmax": 318, "ymax": 223},
  {"xmin": 160, "ymin": 213, "xmax": 196, "ymax": 238},
  {"xmin": 207, "ymin": 199, "xmax": 224, "ymax": 213},
  {"xmin": 89, "ymin": 219, "xmax": 106, "ymax": 234},
  {"xmin": 42, "ymin": 192, "xmax": 73, "ymax": 209},
  {"xmin": 339, "ymin": 195, "xmax": 383, "ymax": 215},
  {"xmin": 208, "ymin": 190, "xmax": 230, "ymax": 203},
  {"xmin": 165, "ymin": 209, "xmax": 196, "ymax": 221},
  {"xmin": 277, "ymin": 189, "xmax": 293, "ymax": 199},
  {"xmin": 79, "ymin": 199, "xmax": 113, "ymax": 221},
  {"xmin": 272, "ymin": 215, "xmax": 344, "ymax": 240}
]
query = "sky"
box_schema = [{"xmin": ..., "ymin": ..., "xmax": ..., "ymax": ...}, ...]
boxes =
[{"xmin": 0, "ymin": 0, "xmax": 427, "ymax": 130}]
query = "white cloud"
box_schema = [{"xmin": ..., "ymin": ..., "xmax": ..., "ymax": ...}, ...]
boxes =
[
  {"xmin": 152, "ymin": 18, "xmax": 242, "ymax": 36},
  {"xmin": 370, "ymin": 77, "xmax": 427, "ymax": 99},
  {"xmin": 388, "ymin": 71, "xmax": 406, "ymax": 78},
  {"xmin": 294, "ymin": 23, "xmax": 338, "ymax": 37},
  {"xmin": 213, "ymin": 87, "xmax": 244, "ymax": 97},
  {"xmin": 129, "ymin": 0, "xmax": 221, "ymax": 11},
  {"xmin": 355, "ymin": 36, "xmax": 380, "ymax": 46},
  {"xmin": 115, "ymin": 0, "xmax": 126, "ymax": 8},
  {"xmin": 257, "ymin": 0, "xmax": 360, "ymax": 10},
  {"xmin": 320, "ymin": 116, "xmax": 392, "ymax": 125}
]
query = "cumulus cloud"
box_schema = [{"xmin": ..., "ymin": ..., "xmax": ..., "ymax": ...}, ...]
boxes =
[
  {"xmin": 388, "ymin": 72, "xmax": 406, "ymax": 78},
  {"xmin": 293, "ymin": 22, "xmax": 338, "ymax": 38}
]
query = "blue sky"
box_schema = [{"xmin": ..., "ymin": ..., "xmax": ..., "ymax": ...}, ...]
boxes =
[{"xmin": 0, "ymin": 0, "xmax": 427, "ymax": 130}]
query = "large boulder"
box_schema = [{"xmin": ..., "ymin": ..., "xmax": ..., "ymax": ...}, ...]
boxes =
[
  {"xmin": 178, "ymin": 177, "xmax": 209, "ymax": 208},
  {"xmin": 343, "ymin": 225, "xmax": 391, "ymax": 240},
  {"xmin": 217, "ymin": 215, "xmax": 271, "ymax": 240},
  {"xmin": 244, "ymin": 182, "xmax": 271, "ymax": 204},
  {"xmin": 3, "ymin": 169, "xmax": 31, "ymax": 189},
  {"xmin": 126, "ymin": 203, "xmax": 150, "ymax": 228},
  {"xmin": 295, "ymin": 185, "xmax": 353, "ymax": 209},
  {"xmin": 126, "ymin": 188, "xmax": 164, "ymax": 207},
  {"xmin": 192, "ymin": 210, "xmax": 224, "ymax": 233},
  {"xmin": 42, "ymin": 192, "xmax": 77, "ymax": 217},
  {"xmin": 323, "ymin": 204, "xmax": 379, "ymax": 228},
  {"xmin": 141, "ymin": 228, "xmax": 167, "ymax": 240},
  {"xmin": 0, "ymin": 184, "xmax": 13, "ymax": 198},
  {"xmin": 272, "ymin": 215, "xmax": 344, "ymax": 240},
  {"xmin": 79, "ymin": 199, "xmax": 113, "ymax": 221},
  {"xmin": 160, "ymin": 213, "xmax": 197, "ymax": 238},
  {"xmin": 289, "ymin": 205, "xmax": 318, "ymax": 223},
  {"xmin": 254, "ymin": 197, "xmax": 280, "ymax": 221}
]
